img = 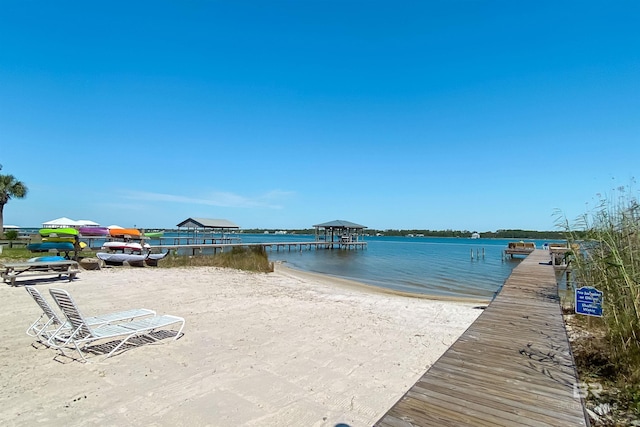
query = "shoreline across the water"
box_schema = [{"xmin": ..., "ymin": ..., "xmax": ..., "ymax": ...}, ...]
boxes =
[{"xmin": 0, "ymin": 265, "xmax": 482, "ymax": 426}]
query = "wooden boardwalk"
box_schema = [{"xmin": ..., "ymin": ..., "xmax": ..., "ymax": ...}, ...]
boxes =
[{"xmin": 375, "ymin": 249, "xmax": 588, "ymax": 427}]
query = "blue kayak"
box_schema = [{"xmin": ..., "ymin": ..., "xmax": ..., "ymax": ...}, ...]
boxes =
[
  {"xmin": 28, "ymin": 255, "xmax": 67, "ymax": 262},
  {"xmin": 27, "ymin": 242, "xmax": 75, "ymax": 252}
]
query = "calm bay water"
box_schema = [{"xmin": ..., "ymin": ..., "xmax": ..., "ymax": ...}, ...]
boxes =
[
  {"xmin": 234, "ymin": 234, "xmax": 559, "ymax": 300},
  {"xmin": 71, "ymin": 230, "xmax": 560, "ymax": 300}
]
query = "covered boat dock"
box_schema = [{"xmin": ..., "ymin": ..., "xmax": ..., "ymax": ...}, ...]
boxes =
[
  {"xmin": 313, "ymin": 219, "xmax": 367, "ymax": 249},
  {"xmin": 175, "ymin": 217, "xmax": 242, "ymax": 245}
]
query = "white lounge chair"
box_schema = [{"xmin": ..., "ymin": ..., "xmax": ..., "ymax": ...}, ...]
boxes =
[
  {"xmin": 49, "ymin": 288, "xmax": 185, "ymax": 362},
  {"xmin": 25, "ymin": 286, "xmax": 156, "ymax": 345}
]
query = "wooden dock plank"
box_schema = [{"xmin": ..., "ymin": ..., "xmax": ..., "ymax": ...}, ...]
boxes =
[
  {"xmin": 405, "ymin": 385, "xmax": 560, "ymax": 427},
  {"xmin": 375, "ymin": 249, "xmax": 588, "ymax": 426},
  {"xmin": 428, "ymin": 362, "xmax": 576, "ymax": 396},
  {"xmin": 415, "ymin": 368, "xmax": 583, "ymax": 423}
]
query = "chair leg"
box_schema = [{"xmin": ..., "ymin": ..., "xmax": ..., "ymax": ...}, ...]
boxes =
[
  {"xmin": 73, "ymin": 342, "xmax": 91, "ymax": 363},
  {"xmin": 26, "ymin": 314, "xmax": 47, "ymax": 337}
]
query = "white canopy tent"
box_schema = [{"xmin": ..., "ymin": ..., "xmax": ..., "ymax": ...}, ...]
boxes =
[
  {"xmin": 76, "ymin": 220, "xmax": 101, "ymax": 226},
  {"xmin": 42, "ymin": 217, "xmax": 102, "ymax": 228},
  {"xmin": 41, "ymin": 217, "xmax": 81, "ymax": 228}
]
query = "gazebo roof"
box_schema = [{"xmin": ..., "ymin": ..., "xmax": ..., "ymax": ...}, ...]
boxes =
[
  {"xmin": 176, "ymin": 217, "xmax": 240, "ymax": 229},
  {"xmin": 313, "ymin": 220, "xmax": 366, "ymax": 229}
]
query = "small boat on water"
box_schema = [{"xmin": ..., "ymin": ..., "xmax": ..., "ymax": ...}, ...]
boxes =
[{"xmin": 79, "ymin": 226, "xmax": 109, "ymax": 236}]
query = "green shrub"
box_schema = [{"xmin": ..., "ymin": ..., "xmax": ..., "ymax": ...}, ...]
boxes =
[{"xmin": 4, "ymin": 230, "xmax": 18, "ymax": 240}]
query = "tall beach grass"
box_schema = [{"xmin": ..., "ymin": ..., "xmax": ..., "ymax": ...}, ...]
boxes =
[
  {"xmin": 558, "ymin": 187, "xmax": 640, "ymax": 415},
  {"xmin": 0, "ymin": 246, "xmax": 274, "ymax": 273},
  {"xmin": 161, "ymin": 246, "xmax": 274, "ymax": 272}
]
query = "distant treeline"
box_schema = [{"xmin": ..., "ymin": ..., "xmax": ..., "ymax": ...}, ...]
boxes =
[{"xmin": 241, "ymin": 228, "xmax": 580, "ymax": 240}]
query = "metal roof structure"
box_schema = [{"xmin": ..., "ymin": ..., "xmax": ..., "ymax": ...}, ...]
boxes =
[
  {"xmin": 176, "ymin": 217, "xmax": 240, "ymax": 229},
  {"xmin": 42, "ymin": 217, "xmax": 102, "ymax": 228},
  {"xmin": 313, "ymin": 220, "xmax": 366, "ymax": 229},
  {"xmin": 42, "ymin": 217, "xmax": 81, "ymax": 228},
  {"xmin": 77, "ymin": 219, "xmax": 100, "ymax": 226},
  {"xmin": 313, "ymin": 219, "xmax": 367, "ymax": 245}
]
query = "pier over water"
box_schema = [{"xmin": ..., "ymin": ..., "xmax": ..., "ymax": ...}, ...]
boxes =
[
  {"xmin": 152, "ymin": 240, "xmax": 367, "ymax": 256},
  {"xmin": 375, "ymin": 249, "xmax": 588, "ymax": 426}
]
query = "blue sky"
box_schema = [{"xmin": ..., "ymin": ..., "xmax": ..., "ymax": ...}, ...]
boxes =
[{"xmin": 1, "ymin": 1, "xmax": 638, "ymax": 231}]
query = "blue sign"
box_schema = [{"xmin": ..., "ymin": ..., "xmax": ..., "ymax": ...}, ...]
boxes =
[{"xmin": 575, "ymin": 286, "xmax": 603, "ymax": 317}]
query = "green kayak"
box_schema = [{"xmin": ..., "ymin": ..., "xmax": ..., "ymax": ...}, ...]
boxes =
[{"xmin": 39, "ymin": 227, "xmax": 79, "ymax": 237}]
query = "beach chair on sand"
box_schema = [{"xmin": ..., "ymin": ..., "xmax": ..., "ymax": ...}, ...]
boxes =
[
  {"xmin": 25, "ymin": 286, "xmax": 156, "ymax": 345},
  {"xmin": 49, "ymin": 288, "xmax": 185, "ymax": 362}
]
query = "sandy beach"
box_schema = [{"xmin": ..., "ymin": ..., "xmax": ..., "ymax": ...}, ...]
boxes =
[{"xmin": 0, "ymin": 264, "xmax": 482, "ymax": 427}]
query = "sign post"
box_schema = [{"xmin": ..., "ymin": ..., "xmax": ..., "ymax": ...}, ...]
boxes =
[{"xmin": 575, "ymin": 286, "xmax": 603, "ymax": 318}]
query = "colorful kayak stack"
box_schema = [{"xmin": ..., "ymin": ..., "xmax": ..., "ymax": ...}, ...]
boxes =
[
  {"xmin": 101, "ymin": 228, "xmax": 146, "ymax": 253},
  {"xmin": 97, "ymin": 226, "xmax": 168, "ymax": 266},
  {"xmin": 25, "ymin": 224, "xmax": 168, "ymax": 266},
  {"xmin": 27, "ymin": 228, "xmax": 79, "ymax": 253}
]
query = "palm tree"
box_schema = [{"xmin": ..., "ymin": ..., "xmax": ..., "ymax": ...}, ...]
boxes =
[{"xmin": 0, "ymin": 166, "xmax": 28, "ymax": 237}]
